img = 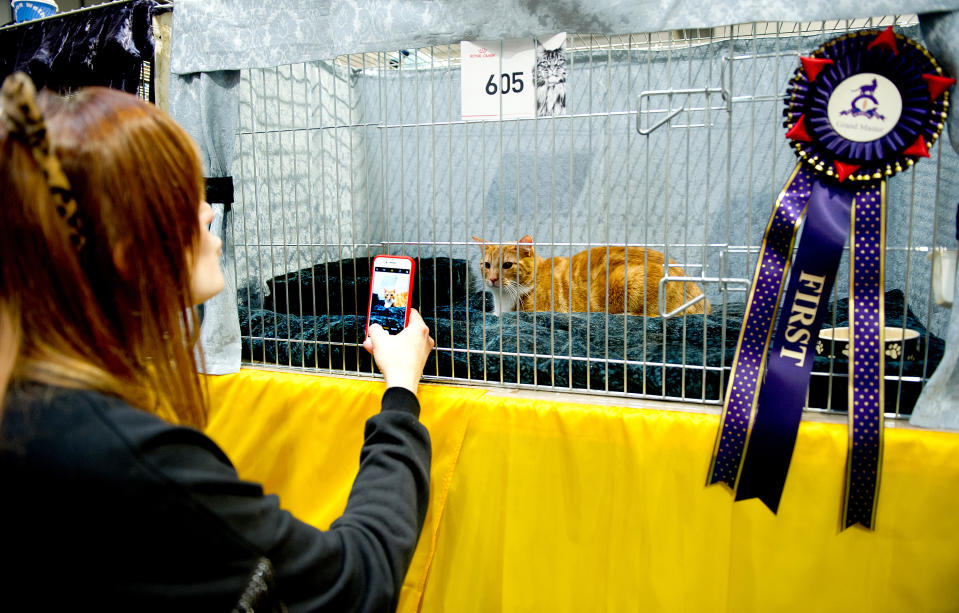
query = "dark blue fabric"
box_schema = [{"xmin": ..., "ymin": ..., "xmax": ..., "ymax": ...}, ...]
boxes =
[
  {"xmin": 243, "ymin": 258, "xmax": 945, "ymax": 413},
  {"xmin": 0, "ymin": 0, "xmax": 164, "ymax": 94}
]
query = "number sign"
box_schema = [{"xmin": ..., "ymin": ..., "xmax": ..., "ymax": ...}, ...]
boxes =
[{"xmin": 461, "ymin": 38, "xmax": 535, "ymax": 121}]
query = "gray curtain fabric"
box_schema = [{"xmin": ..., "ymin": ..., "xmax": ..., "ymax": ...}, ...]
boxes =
[
  {"xmin": 225, "ymin": 27, "xmax": 958, "ymax": 335},
  {"xmin": 168, "ymin": 1, "xmax": 959, "ymax": 385},
  {"xmin": 911, "ymin": 263, "xmax": 959, "ymax": 430},
  {"xmin": 170, "ymin": 71, "xmax": 242, "ymax": 374},
  {"xmin": 911, "ymin": 11, "xmax": 959, "ymax": 430},
  {"xmin": 229, "ymin": 60, "xmax": 368, "ymax": 303},
  {"xmin": 920, "ymin": 11, "xmax": 959, "ymax": 154},
  {"xmin": 169, "ymin": 0, "xmax": 959, "ymax": 73}
]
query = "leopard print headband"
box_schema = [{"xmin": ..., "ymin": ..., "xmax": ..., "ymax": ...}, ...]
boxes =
[{"xmin": 1, "ymin": 72, "xmax": 85, "ymax": 250}]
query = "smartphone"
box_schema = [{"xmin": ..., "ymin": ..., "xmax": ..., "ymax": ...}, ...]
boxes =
[{"xmin": 366, "ymin": 255, "xmax": 415, "ymax": 336}]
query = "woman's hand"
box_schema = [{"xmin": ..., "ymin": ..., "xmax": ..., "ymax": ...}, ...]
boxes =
[{"xmin": 363, "ymin": 308, "xmax": 434, "ymax": 395}]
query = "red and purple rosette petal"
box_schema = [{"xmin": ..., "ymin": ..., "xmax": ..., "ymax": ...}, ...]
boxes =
[{"xmin": 784, "ymin": 28, "xmax": 952, "ymax": 183}]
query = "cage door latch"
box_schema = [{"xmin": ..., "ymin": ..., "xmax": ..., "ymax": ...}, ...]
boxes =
[{"xmin": 636, "ymin": 88, "xmax": 726, "ymax": 136}]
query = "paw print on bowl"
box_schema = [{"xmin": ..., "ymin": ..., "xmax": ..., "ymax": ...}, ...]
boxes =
[{"xmin": 818, "ymin": 326, "xmax": 919, "ymax": 362}]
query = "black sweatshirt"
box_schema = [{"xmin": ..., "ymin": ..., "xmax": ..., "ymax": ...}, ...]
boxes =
[{"xmin": 0, "ymin": 384, "xmax": 431, "ymax": 612}]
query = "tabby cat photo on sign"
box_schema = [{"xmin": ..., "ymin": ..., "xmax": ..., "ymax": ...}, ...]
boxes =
[{"xmin": 534, "ymin": 33, "xmax": 567, "ymax": 117}]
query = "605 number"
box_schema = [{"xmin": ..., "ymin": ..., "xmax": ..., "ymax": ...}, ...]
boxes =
[{"xmin": 486, "ymin": 72, "xmax": 525, "ymax": 95}]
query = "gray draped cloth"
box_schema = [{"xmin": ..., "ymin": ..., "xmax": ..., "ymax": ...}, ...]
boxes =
[
  {"xmin": 169, "ymin": 0, "xmax": 959, "ymax": 73},
  {"xmin": 168, "ymin": 1, "xmax": 959, "ymax": 386},
  {"xmin": 910, "ymin": 12, "xmax": 959, "ymax": 430},
  {"xmin": 170, "ymin": 71, "xmax": 242, "ymax": 375}
]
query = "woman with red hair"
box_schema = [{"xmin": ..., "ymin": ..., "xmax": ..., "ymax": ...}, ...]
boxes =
[{"xmin": 0, "ymin": 72, "xmax": 434, "ymax": 612}]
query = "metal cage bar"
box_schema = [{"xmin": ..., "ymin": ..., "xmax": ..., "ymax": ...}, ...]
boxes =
[{"xmin": 232, "ymin": 15, "xmax": 949, "ymax": 419}]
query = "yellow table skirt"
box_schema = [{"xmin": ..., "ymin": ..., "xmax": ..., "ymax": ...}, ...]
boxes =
[{"xmin": 204, "ymin": 369, "xmax": 959, "ymax": 613}]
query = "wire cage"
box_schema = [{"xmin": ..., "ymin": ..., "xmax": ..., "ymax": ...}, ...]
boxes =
[{"xmin": 230, "ymin": 14, "xmax": 958, "ymax": 418}]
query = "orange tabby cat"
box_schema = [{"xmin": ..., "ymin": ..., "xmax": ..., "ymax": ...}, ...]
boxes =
[
  {"xmin": 473, "ymin": 235, "xmax": 710, "ymax": 316},
  {"xmin": 382, "ymin": 287, "xmax": 408, "ymax": 308}
]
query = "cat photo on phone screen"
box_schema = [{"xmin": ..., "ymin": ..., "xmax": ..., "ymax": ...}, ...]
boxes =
[
  {"xmin": 382, "ymin": 287, "xmax": 408, "ymax": 309},
  {"xmin": 367, "ymin": 256, "xmax": 415, "ymax": 335}
]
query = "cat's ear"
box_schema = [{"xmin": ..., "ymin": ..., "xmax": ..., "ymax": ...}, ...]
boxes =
[
  {"xmin": 518, "ymin": 235, "xmax": 534, "ymax": 258},
  {"xmin": 472, "ymin": 236, "xmax": 486, "ymax": 244}
]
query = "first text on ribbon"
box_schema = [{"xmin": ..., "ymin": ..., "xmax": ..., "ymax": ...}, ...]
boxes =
[{"xmin": 779, "ymin": 271, "xmax": 828, "ymax": 368}]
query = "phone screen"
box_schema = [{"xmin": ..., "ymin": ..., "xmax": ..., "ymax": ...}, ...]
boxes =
[{"xmin": 368, "ymin": 261, "xmax": 413, "ymax": 335}]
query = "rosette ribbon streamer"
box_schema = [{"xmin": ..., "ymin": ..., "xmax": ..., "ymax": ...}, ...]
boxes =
[{"xmin": 707, "ymin": 27, "xmax": 954, "ymax": 530}]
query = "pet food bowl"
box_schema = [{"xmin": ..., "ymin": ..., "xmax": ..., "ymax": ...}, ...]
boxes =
[
  {"xmin": 816, "ymin": 326, "xmax": 921, "ymax": 362},
  {"xmin": 11, "ymin": 0, "xmax": 58, "ymax": 23}
]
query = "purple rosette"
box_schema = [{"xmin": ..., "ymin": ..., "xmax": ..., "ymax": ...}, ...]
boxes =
[
  {"xmin": 784, "ymin": 28, "xmax": 952, "ymax": 183},
  {"xmin": 709, "ymin": 27, "xmax": 955, "ymax": 530}
]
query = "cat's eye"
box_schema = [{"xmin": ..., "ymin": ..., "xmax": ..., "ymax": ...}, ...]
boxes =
[
  {"xmin": 484, "ymin": 262, "xmax": 490, "ymax": 269},
  {"xmin": 502, "ymin": 262, "xmax": 513, "ymax": 269}
]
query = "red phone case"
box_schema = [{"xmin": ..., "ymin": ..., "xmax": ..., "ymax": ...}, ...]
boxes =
[{"xmin": 366, "ymin": 255, "xmax": 415, "ymax": 337}]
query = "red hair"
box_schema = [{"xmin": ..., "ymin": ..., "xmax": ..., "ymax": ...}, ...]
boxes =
[{"xmin": 1, "ymin": 87, "xmax": 208, "ymax": 427}]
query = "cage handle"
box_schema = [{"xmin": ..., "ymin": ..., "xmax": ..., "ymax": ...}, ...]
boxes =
[
  {"xmin": 656, "ymin": 250, "xmax": 750, "ymax": 318},
  {"xmin": 636, "ymin": 88, "xmax": 726, "ymax": 136}
]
